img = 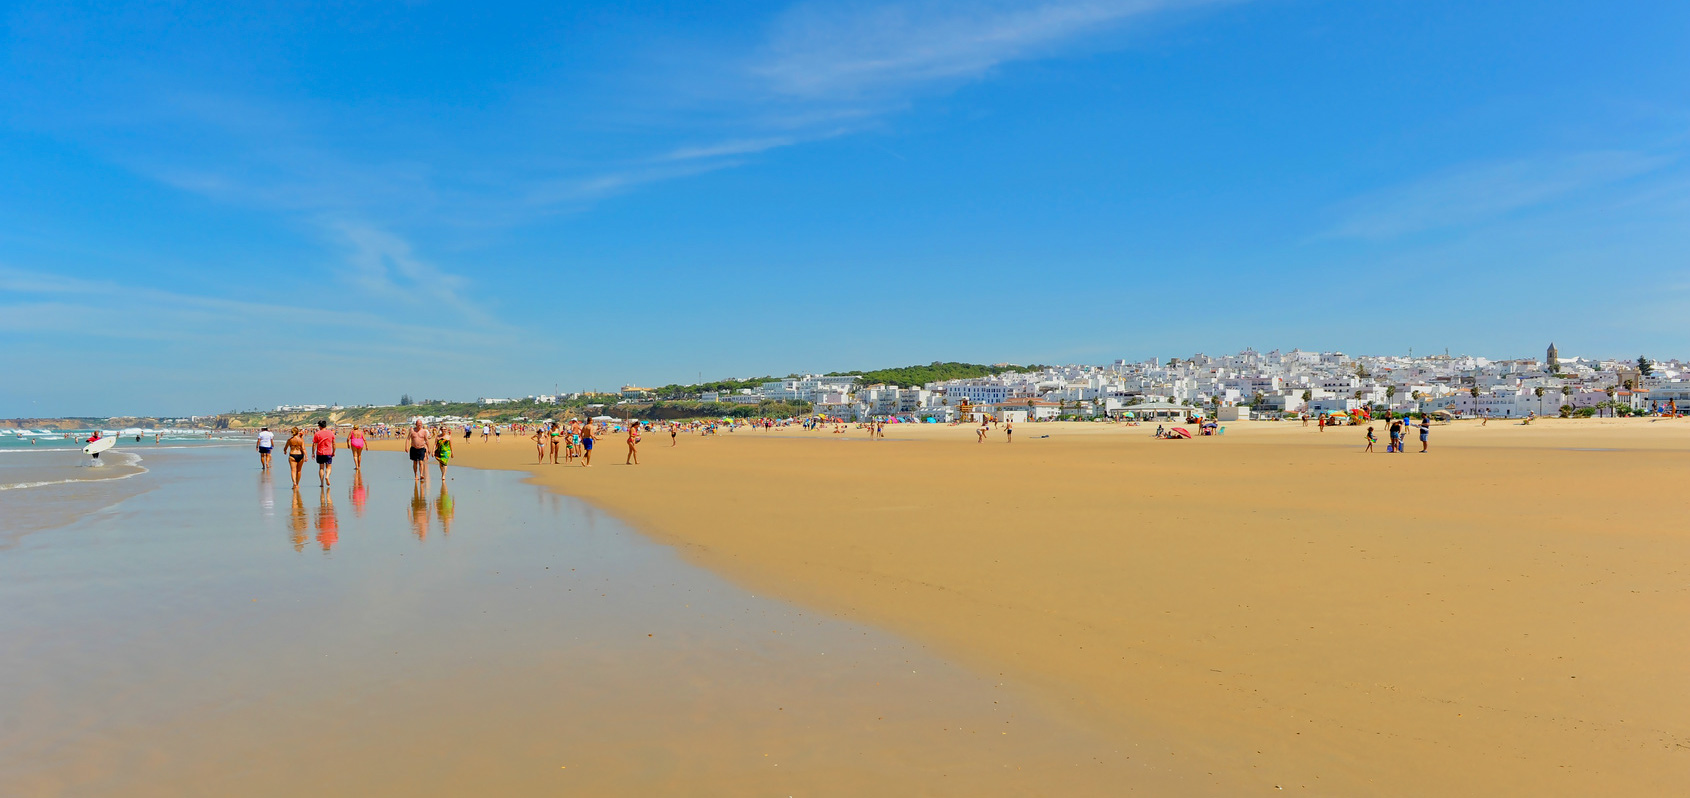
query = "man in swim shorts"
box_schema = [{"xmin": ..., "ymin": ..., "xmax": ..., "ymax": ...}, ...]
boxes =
[
  {"xmin": 257, "ymin": 427, "xmax": 274, "ymax": 471},
  {"xmin": 312, "ymin": 419, "xmax": 337, "ymax": 487},
  {"xmin": 407, "ymin": 419, "xmax": 432, "ymax": 482}
]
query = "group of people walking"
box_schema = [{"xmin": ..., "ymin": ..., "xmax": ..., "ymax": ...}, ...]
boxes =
[
  {"xmin": 530, "ymin": 418, "xmax": 649, "ymax": 466},
  {"xmin": 257, "ymin": 420, "xmax": 370, "ymax": 487},
  {"xmin": 259, "ymin": 419, "xmax": 451, "ymax": 487}
]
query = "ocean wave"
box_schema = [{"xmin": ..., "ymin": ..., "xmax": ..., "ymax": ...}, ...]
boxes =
[{"xmin": 0, "ymin": 452, "xmax": 148, "ymax": 491}]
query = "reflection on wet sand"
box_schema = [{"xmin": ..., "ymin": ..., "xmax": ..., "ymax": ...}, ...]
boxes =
[
  {"xmin": 288, "ymin": 488, "xmax": 307, "ymax": 552},
  {"xmin": 258, "ymin": 471, "xmax": 274, "ymax": 518},
  {"xmin": 0, "ymin": 450, "xmax": 1163, "ymax": 797},
  {"xmin": 436, "ymin": 484, "xmax": 453, "ymax": 536},
  {"xmin": 313, "ymin": 490, "xmax": 338, "ymax": 552},
  {"xmin": 349, "ymin": 470, "xmax": 367, "ymax": 518},
  {"xmin": 409, "ymin": 482, "xmax": 429, "ymax": 540}
]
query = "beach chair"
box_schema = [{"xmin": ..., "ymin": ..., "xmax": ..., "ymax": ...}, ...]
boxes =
[{"xmin": 1217, "ymin": 426, "xmax": 1225, "ymax": 435}]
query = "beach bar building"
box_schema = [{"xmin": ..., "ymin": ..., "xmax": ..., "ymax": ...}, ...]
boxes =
[{"xmin": 1111, "ymin": 400, "xmax": 1190, "ymax": 421}]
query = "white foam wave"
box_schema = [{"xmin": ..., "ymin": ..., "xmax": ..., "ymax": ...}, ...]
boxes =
[{"xmin": 0, "ymin": 452, "xmax": 149, "ymax": 491}]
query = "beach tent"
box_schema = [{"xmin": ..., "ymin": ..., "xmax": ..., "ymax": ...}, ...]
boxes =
[{"xmin": 590, "ymin": 415, "xmax": 616, "ymax": 422}]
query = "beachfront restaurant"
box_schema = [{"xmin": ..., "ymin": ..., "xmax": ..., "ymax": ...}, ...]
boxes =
[{"xmin": 1111, "ymin": 400, "xmax": 1191, "ymax": 421}]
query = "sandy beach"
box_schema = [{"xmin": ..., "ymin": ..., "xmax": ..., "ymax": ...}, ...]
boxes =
[{"xmin": 385, "ymin": 418, "xmax": 1690, "ymax": 795}]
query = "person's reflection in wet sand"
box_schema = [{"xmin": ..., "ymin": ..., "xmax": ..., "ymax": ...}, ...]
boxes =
[
  {"xmin": 259, "ymin": 471, "xmax": 275, "ymax": 518},
  {"xmin": 315, "ymin": 490, "xmax": 339, "ymax": 552},
  {"xmin": 288, "ymin": 488, "xmax": 308, "ymax": 552},
  {"xmin": 409, "ymin": 482, "xmax": 430, "ymax": 540},
  {"xmin": 350, "ymin": 471, "xmax": 367, "ymax": 519},
  {"xmin": 437, "ymin": 484, "xmax": 455, "ymax": 536}
]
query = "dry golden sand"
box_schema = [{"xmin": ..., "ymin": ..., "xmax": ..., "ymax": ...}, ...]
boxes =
[{"xmin": 389, "ymin": 418, "xmax": 1690, "ymax": 795}]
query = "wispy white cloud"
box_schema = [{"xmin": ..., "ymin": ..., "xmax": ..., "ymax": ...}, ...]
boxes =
[
  {"xmin": 0, "ymin": 264, "xmax": 512, "ymax": 354},
  {"xmin": 329, "ymin": 222, "xmax": 490, "ymax": 322},
  {"xmin": 754, "ymin": 0, "xmax": 1218, "ymax": 98},
  {"xmin": 1325, "ymin": 151, "xmax": 1676, "ymax": 239},
  {"xmin": 661, "ymin": 136, "xmax": 798, "ymax": 162}
]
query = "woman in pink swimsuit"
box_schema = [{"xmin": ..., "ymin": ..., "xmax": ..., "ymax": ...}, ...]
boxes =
[{"xmin": 348, "ymin": 426, "xmax": 367, "ymax": 470}]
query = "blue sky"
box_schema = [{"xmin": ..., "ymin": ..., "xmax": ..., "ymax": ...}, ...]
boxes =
[{"xmin": 3, "ymin": 1, "xmax": 1687, "ymax": 416}]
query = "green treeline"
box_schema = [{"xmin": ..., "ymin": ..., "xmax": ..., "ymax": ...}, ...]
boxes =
[{"xmin": 828, "ymin": 362, "xmax": 1044, "ymax": 387}]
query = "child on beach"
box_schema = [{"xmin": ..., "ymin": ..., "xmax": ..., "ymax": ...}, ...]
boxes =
[{"xmin": 1365, "ymin": 425, "xmax": 1376, "ymax": 452}]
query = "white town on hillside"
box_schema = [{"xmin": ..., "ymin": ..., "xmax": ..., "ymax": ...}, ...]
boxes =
[{"xmin": 272, "ymin": 346, "xmax": 1684, "ymax": 425}]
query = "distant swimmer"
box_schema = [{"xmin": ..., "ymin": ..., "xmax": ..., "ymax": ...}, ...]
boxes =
[{"xmin": 257, "ymin": 427, "xmax": 275, "ymax": 470}]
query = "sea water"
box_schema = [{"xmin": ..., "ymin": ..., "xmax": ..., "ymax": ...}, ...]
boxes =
[{"xmin": 0, "ymin": 446, "xmax": 1141, "ymax": 796}]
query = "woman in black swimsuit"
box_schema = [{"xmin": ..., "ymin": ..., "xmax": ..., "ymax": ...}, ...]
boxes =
[{"xmin": 284, "ymin": 427, "xmax": 307, "ymax": 487}]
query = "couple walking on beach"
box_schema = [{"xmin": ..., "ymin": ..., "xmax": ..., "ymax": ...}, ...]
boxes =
[
  {"xmin": 407, "ymin": 419, "xmax": 452, "ymax": 482},
  {"xmin": 271, "ymin": 420, "xmax": 344, "ymax": 488}
]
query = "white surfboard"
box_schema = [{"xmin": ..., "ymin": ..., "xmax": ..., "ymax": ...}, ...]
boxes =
[{"xmin": 83, "ymin": 437, "xmax": 117, "ymax": 456}]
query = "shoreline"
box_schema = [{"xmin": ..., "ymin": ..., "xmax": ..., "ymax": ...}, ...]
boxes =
[{"xmin": 376, "ymin": 418, "xmax": 1690, "ymax": 794}]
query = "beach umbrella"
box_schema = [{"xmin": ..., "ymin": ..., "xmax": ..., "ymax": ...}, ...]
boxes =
[{"xmin": 1171, "ymin": 427, "xmax": 1192, "ymax": 438}]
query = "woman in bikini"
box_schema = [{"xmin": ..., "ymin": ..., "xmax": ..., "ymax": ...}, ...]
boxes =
[
  {"xmin": 348, "ymin": 425, "xmax": 367, "ymax": 470},
  {"xmin": 625, "ymin": 422, "xmax": 640, "ymax": 465},
  {"xmin": 548, "ymin": 424, "xmax": 561, "ymax": 464},
  {"xmin": 284, "ymin": 427, "xmax": 307, "ymax": 487},
  {"xmin": 532, "ymin": 427, "xmax": 546, "ymax": 463}
]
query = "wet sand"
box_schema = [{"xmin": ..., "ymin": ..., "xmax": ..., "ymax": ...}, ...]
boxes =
[
  {"xmin": 408, "ymin": 418, "xmax": 1690, "ymax": 795},
  {"xmin": 0, "ymin": 446, "xmax": 1172, "ymax": 797}
]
